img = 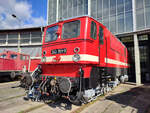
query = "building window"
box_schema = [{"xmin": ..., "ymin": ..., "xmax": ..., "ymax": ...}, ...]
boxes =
[
  {"xmin": 136, "ymin": 8, "xmax": 145, "ymax": 30},
  {"xmin": 125, "ymin": 0, "xmax": 132, "ymax": 12},
  {"xmin": 48, "ymin": 0, "xmax": 57, "ymax": 24},
  {"xmin": 58, "ymin": 0, "xmax": 88, "ymax": 21},
  {"xmin": 117, "ymin": 13, "xmax": 125, "ymax": 33},
  {"xmin": 110, "ymin": 0, "xmax": 116, "ymax": 16},
  {"xmin": 110, "ymin": 15, "xmax": 117, "ymax": 33},
  {"xmin": 20, "ymin": 32, "xmax": 30, "ymax": 44},
  {"xmin": 8, "ymin": 33, "xmax": 18, "ymax": 44},
  {"xmin": 117, "ymin": 0, "xmax": 124, "ymax": 14},
  {"xmin": 31, "ymin": 32, "xmax": 42, "ymax": 43},
  {"xmin": 145, "ymin": 0, "xmax": 150, "ymax": 28},
  {"xmin": 103, "ymin": 0, "xmax": 109, "ymax": 17},
  {"xmin": 97, "ymin": 0, "xmax": 102, "ymax": 20},
  {"xmin": 91, "ymin": 0, "xmax": 97, "ymax": 19},
  {"xmin": 125, "ymin": 11, "xmax": 133, "ymax": 32},
  {"xmin": 138, "ymin": 35, "xmax": 148, "ymax": 41},
  {"xmin": 0, "ymin": 34, "xmax": 7, "ymax": 44},
  {"xmin": 73, "ymin": 0, "xmax": 78, "ymax": 17}
]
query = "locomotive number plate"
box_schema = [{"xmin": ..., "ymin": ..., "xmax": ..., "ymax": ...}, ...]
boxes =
[{"xmin": 51, "ymin": 48, "xmax": 67, "ymax": 55}]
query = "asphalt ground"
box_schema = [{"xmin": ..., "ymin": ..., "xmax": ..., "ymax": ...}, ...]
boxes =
[{"xmin": 0, "ymin": 81, "xmax": 150, "ymax": 113}]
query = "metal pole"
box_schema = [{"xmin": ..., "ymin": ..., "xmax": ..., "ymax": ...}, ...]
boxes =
[
  {"xmin": 12, "ymin": 14, "xmax": 22, "ymax": 53},
  {"xmin": 133, "ymin": 34, "xmax": 141, "ymax": 85},
  {"xmin": 56, "ymin": 0, "xmax": 59, "ymax": 21},
  {"xmin": 18, "ymin": 33, "xmax": 21, "ymax": 53},
  {"xmin": 88, "ymin": 0, "xmax": 91, "ymax": 16},
  {"xmin": 132, "ymin": 0, "xmax": 141, "ymax": 85}
]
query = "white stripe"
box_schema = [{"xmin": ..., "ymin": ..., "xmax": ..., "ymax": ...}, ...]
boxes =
[
  {"xmin": 80, "ymin": 54, "xmax": 99, "ymax": 62},
  {"xmin": 31, "ymin": 57, "xmax": 41, "ymax": 59},
  {"xmin": 43, "ymin": 54, "xmax": 99, "ymax": 62},
  {"xmin": 105, "ymin": 58, "xmax": 129, "ymax": 66}
]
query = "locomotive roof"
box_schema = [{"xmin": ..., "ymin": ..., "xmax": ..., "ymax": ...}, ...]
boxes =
[{"xmin": 46, "ymin": 15, "xmax": 106, "ymax": 29}]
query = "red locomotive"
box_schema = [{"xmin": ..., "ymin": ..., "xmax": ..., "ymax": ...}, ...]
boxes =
[
  {"xmin": 0, "ymin": 50, "xmax": 41, "ymax": 79},
  {"xmin": 0, "ymin": 50, "xmax": 30, "ymax": 79},
  {"xmin": 25, "ymin": 16, "xmax": 129, "ymax": 104}
]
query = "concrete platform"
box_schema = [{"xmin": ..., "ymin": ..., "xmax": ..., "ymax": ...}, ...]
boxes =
[
  {"xmin": 0, "ymin": 81, "xmax": 150, "ymax": 113},
  {"xmin": 79, "ymin": 84, "xmax": 150, "ymax": 113}
]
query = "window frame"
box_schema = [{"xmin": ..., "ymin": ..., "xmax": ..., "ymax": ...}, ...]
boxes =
[
  {"xmin": 99, "ymin": 26, "xmax": 104, "ymax": 44},
  {"xmin": 90, "ymin": 21, "xmax": 97, "ymax": 40},
  {"xmin": 45, "ymin": 25, "xmax": 59, "ymax": 43},
  {"xmin": 0, "ymin": 54, "xmax": 6, "ymax": 58},
  {"xmin": 10, "ymin": 54, "xmax": 18, "ymax": 59},
  {"xmin": 62, "ymin": 20, "xmax": 81, "ymax": 40}
]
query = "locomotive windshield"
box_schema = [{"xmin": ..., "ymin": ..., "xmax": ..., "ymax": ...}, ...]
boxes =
[
  {"xmin": 0, "ymin": 54, "xmax": 6, "ymax": 58},
  {"xmin": 10, "ymin": 54, "xmax": 17, "ymax": 59},
  {"xmin": 62, "ymin": 20, "xmax": 80, "ymax": 39},
  {"xmin": 45, "ymin": 25, "xmax": 59, "ymax": 42}
]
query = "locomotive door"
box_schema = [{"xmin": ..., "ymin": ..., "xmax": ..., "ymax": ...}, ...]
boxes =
[{"xmin": 99, "ymin": 26, "xmax": 107, "ymax": 66}]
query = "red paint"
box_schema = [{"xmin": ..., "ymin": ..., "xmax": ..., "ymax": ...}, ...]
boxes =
[
  {"xmin": 0, "ymin": 50, "xmax": 41, "ymax": 73},
  {"xmin": 0, "ymin": 51, "xmax": 30, "ymax": 72},
  {"xmin": 41, "ymin": 16, "xmax": 129, "ymax": 78},
  {"xmin": 29, "ymin": 58, "xmax": 41, "ymax": 72}
]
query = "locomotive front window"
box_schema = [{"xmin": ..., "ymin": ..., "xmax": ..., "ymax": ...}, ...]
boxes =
[
  {"xmin": 45, "ymin": 25, "xmax": 59, "ymax": 42},
  {"xmin": 62, "ymin": 20, "xmax": 80, "ymax": 39},
  {"xmin": 0, "ymin": 54, "xmax": 6, "ymax": 58},
  {"xmin": 10, "ymin": 54, "xmax": 17, "ymax": 59}
]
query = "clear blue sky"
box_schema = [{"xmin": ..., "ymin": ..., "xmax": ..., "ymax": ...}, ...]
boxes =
[{"xmin": 26, "ymin": 0, "xmax": 47, "ymax": 20}]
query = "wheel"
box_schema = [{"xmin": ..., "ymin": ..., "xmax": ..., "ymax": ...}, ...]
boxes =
[
  {"xmin": 69, "ymin": 92, "xmax": 82, "ymax": 105},
  {"xmin": 20, "ymin": 74, "xmax": 33, "ymax": 89}
]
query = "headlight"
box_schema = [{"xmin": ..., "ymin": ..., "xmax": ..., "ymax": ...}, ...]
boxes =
[
  {"xmin": 43, "ymin": 51, "xmax": 46, "ymax": 55},
  {"xmin": 72, "ymin": 54, "xmax": 80, "ymax": 62},
  {"xmin": 42, "ymin": 56, "xmax": 46, "ymax": 62},
  {"xmin": 74, "ymin": 47, "xmax": 80, "ymax": 53}
]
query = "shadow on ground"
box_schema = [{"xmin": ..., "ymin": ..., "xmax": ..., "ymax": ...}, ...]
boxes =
[
  {"xmin": 106, "ymin": 84, "xmax": 150, "ymax": 113},
  {"xmin": 45, "ymin": 98, "xmax": 74, "ymax": 111}
]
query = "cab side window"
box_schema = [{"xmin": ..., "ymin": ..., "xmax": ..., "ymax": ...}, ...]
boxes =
[
  {"xmin": 20, "ymin": 55, "xmax": 26, "ymax": 60},
  {"xmin": 90, "ymin": 21, "xmax": 97, "ymax": 39},
  {"xmin": 99, "ymin": 26, "xmax": 104, "ymax": 44}
]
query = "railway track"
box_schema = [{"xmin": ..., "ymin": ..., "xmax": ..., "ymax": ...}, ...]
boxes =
[
  {"xmin": 0, "ymin": 81, "xmax": 79, "ymax": 113},
  {"xmin": 0, "ymin": 80, "xmax": 113, "ymax": 113},
  {"xmin": 1, "ymin": 81, "xmax": 145, "ymax": 113}
]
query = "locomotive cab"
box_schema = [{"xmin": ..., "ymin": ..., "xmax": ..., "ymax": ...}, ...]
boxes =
[{"xmin": 42, "ymin": 17, "xmax": 102, "ymax": 65}]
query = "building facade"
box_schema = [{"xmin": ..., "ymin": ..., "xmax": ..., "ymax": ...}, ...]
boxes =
[
  {"xmin": 47, "ymin": 0, "xmax": 150, "ymax": 84},
  {"xmin": 0, "ymin": 27, "xmax": 42, "ymax": 58}
]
